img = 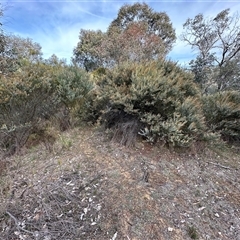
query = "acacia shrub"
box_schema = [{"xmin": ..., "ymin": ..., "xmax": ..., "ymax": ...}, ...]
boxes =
[
  {"xmin": 0, "ymin": 61, "xmax": 59, "ymax": 155},
  {"xmin": 202, "ymin": 91, "xmax": 240, "ymax": 143},
  {"xmin": 55, "ymin": 65, "xmax": 94, "ymax": 126},
  {"xmin": 93, "ymin": 60, "xmax": 206, "ymax": 147}
]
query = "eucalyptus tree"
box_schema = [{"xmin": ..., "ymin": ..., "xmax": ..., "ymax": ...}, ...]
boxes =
[
  {"xmin": 73, "ymin": 3, "xmax": 176, "ymax": 71},
  {"xmin": 0, "ymin": 34, "xmax": 43, "ymax": 74},
  {"xmin": 108, "ymin": 2, "xmax": 176, "ymax": 56},
  {"xmin": 181, "ymin": 9, "xmax": 240, "ymax": 92},
  {"xmin": 72, "ymin": 29, "xmax": 106, "ymax": 71}
]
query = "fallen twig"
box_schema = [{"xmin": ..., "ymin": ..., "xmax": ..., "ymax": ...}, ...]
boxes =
[
  {"xmin": 6, "ymin": 211, "xmax": 35, "ymax": 235},
  {"xmin": 78, "ymin": 173, "xmax": 104, "ymax": 192},
  {"xmin": 207, "ymin": 161, "xmax": 231, "ymax": 169}
]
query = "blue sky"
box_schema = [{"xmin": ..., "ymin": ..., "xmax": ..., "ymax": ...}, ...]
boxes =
[{"xmin": 1, "ymin": 0, "xmax": 240, "ymax": 65}]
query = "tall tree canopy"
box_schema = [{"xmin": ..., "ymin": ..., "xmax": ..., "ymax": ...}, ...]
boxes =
[
  {"xmin": 73, "ymin": 3, "xmax": 176, "ymax": 71},
  {"xmin": 181, "ymin": 9, "xmax": 240, "ymax": 92},
  {"xmin": 108, "ymin": 2, "xmax": 176, "ymax": 53},
  {"xmin": 73, "ymin": 29, "xmax": 106, "ymax": 72},
  {"xmin": 0, "ymin": 34, "xmax": 42, "ymax": 74}
]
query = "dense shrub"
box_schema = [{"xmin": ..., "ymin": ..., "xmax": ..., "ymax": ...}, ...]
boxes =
[
  {"xmin": 0, "ymin": 61, "xmax": 59, "ymax": 155},
  {"xmin": 91, "ymin": 60, "xmax": 206, "ymax": 147},
  {"xmin": 202, "ymin": 91, "xmax": 240, "ymax": 143},
  {"xmin": 56, "ymin": 66, "xmax": 93, "ymax": 126},
  {"xmin": 0, "ymin": 58, "xmax": 94, "ymax": 155},
  {"xmin": 56, "ymin": 66, "xmax": 92, "ymax": 107}
]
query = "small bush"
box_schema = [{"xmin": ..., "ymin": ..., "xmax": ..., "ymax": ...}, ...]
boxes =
[
  {"xmin": 92, "ymin": 60, "xmax": 206, "ymax": 147},
  {"xmin": 187, "ymin": 225, "xmax": 199, "ymax": 239},
  {"xmin": 56, "ymin": 66, "xmax": 93, "ymax": 125},
  {"xmin": 202, "ymin": 91, "xmax": 240, "ymax": 143}
]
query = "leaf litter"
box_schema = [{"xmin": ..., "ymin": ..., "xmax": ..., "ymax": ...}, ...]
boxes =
[{"xmin": 0, "ymin": 127, "xmax": 239, "ymax": 239}]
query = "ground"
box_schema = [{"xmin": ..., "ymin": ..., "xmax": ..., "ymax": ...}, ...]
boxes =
[{"xmin": 0, "ymin": 127, "xmax": 239, "ymax": 240}]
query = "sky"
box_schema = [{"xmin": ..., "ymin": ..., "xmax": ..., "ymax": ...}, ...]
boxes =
[{"xmin": 1, "ymin": 0, "xmax": 240, "ymax": 65}]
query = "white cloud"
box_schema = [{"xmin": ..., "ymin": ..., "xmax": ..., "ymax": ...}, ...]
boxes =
[
  {"xmin": 39, "ymin": 22, "xmax": 110, "ymax": 61},
  {"xmin": 161, "ymin": 1, "xmax": 240, "ymax": 65},
  {"xmin": 3, "ymin": 1, "xmax": 240, "ymax": 63},
  {"xmin": 33, "ymin": 2, "xmax": 117, "ymax": 61}
]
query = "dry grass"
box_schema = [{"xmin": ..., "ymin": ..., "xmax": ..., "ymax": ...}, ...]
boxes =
[{"xmin": 0, "ymin": 126, "xmax": 239, "ymax": 239}]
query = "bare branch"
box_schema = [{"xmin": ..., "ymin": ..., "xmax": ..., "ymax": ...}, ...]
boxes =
[
  {"xmin": 6, "ymin": 211, "xmax": 35, "ymax": 235},
  {"xmin": 181, "ymin": 8, "xmax": 240, "ymax": 91}
]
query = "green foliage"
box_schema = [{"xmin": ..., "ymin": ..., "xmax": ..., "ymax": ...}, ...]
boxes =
[
  {"xmin": 108, "ymin": 2, "xmax": 176, "ymax": 53},
  {"xmin": 56, "ymin": 66, "xmax": 92, "ymax": 107},
  {"xmin": 0, "ymin": 46, "xmax": 93, "ymax": 155},
  {"xmin": 58, "ymin": 134, "xmax": 73, "ymax": 150},
  {"xmin": 72, "ymin": 29, "xmax": 106, "ymax": 71},
  {"xmin": 56, "ymin": 65, "xmax": 94, "ymax": 125},
  {"xmin": 91, "ymin": 67, "xmax": 107, "ymax": 78},
  {"xmin": 0, "ymin": 34, "xmax": 42, "ymax": 75},
  {"xmin": 202, "ymin": 91, "xmax": 240, "ymax": 143},
  {"xmin": 217, "ymin": 56, "xmax": 240, "ymax": 91},
  {"xmin": 182, "ymin": 9, "xmax": 240, "ymax": 92},
  {"xmin": 73, "ymin": 3, "xmax": 176, "ymax": 70},
  {"xmin": 0, "ymin": 61, "xmax": 59, "ymax": 155},
  {"xmin": 187, "ymin": 225, "xmax": 199, "ymax": 239},
  {"xmin": 189, "ymin": 54, "xmax": 215, "ymax": 93},
  {"xmin": 92, "ymin": 60, "xmax": 206, "ymax": 147}
]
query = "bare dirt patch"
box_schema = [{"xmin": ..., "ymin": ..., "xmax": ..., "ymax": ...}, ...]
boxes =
[{"xmin": 0, "ymin": 127, "xmax": 239, "ymax": 239}]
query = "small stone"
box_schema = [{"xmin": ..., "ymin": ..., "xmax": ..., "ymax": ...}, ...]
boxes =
[
  {"xmin": 215, "ymin": 213, "xmax": 220, "ymax": 218},
  {"xmin": 168, "ymin": 227, "xmax": 174, "ymax": 232},
  {"xmin": 111, "ymin": 232, "xmax": 118, "ymax": 240},
  {"xmin": 198, "ymin": 206, "xmax": 206, "ymax": 211}
]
